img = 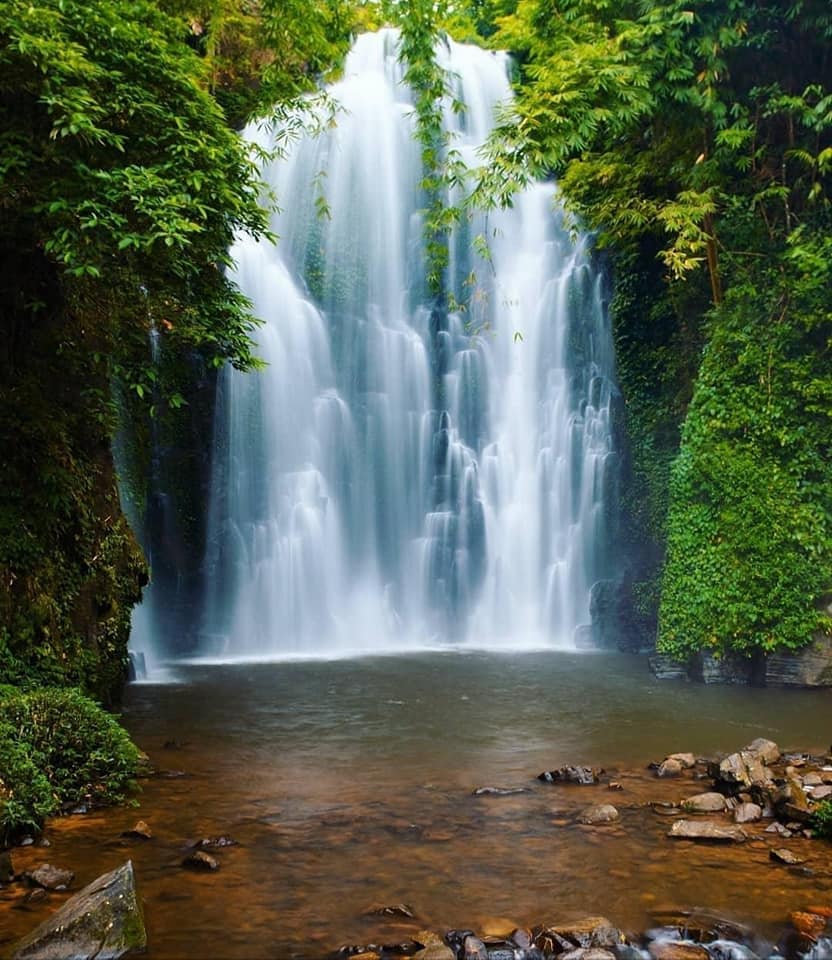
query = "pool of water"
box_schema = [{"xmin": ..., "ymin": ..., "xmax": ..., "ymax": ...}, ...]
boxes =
[{"xmin": 3, "ymin": 652, "xmax": 830, "ymax": 958}]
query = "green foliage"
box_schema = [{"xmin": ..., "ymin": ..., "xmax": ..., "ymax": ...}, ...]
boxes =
[
  {"xmin": 812, "ymin": 799, "xmax": 832, "ymax": 841},
  {"xmin": 0, "ymin": 688, "xmax": 139, "ymax": 843},
  {"xmin": 658, "ymin": 229, "xmax": 832, "ymax": 657}
]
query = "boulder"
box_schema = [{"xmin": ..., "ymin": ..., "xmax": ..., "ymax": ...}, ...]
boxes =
[
  {"xmin": 681, "ymin": 793, "xmax": 726, "ymax": 814},
  {"xmin": 25, "ymin": 864, "xmax": 74, "ymax": 891},
  {"xmin": 541, "ymin": 917, "xmax": 622, "ymax": 949},
  {"xmin": 12, "ymin": 861, "xmax": 145, "ymax": 960},
  {"xmin": 667, "ymin": 754, "xmax": 697, "ymax": 769},
  {"xmin": 668, "ymin": 820, "xmax": 747, "ymax": 843},
  {"xmin": 743, "ymin": 739, "xmax": 780, "ymax": 764},
  {"xmin": 708, "ymin": 752, "xmax": 771, "ymax": 792},
  {"xmin": 764, "ymin": 636, "xmax": 832, "ymax": 687},
  {"xmin": 733, "ymin": 802, "xmax": 762, "ymax": 824},
  {"xmin": 579, "ymin": 804, "xmax": 620, "ymax": 824},
  {"xmin": 657, "ymin": 759, "xmax": 684, "ymax": 779},
  {"xmin": 538, "ymin": 766, "xmax": 604, "ymax": 785}
]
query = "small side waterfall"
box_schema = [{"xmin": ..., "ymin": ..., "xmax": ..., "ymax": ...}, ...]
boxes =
[{"xmin": 200, "ymin": 29, "xmax": 618, "ymax": 658}]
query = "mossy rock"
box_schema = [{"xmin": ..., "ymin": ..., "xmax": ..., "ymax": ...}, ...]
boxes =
[{"xmin": 13, "ymin": 860, "xmax": 146, "ymax": 960}]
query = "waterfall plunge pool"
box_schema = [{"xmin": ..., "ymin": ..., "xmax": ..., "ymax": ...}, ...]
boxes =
[{"xmin": 3, "ymin": 651, "xmax": 830, "ymax": 958}]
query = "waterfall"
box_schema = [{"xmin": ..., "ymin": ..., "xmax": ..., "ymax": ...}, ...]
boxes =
[{"xmin": 200, "ymin": 29, "xmax": 618, "ymax": 659}]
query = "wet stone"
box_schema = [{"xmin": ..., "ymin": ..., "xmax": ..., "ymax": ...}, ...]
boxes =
[
  {"xmin": 12, "ymin": 860, "xmax": 145, "ymax": 960},
  {"xmin": 182, "ymin": 850, "xmax": 219, "ymax": 871},
  {"xmin": 667, "ymin": 753, "xmax": 697, "ymax": 769},
  {"xmin": 197, "ymin": 835, "xmax": 238, "ymax": 848},
  {"xmin": 668, "ymin": 820, "xmax": 747, "ymax": 842},
  {"xmin": 538, "ymin": 766, "xmax": 604, "ymax": 785},
  {"xmin": 472, "ymin": 786, "xmax": 529, "ymax": 797},
  {"xmin": 648, "ymin": 944, "xmax": 709, "ymax": 960},
  {"xmin": 579, "ymin": 804, "xmax": 620, "ymax": 824},
  {"xmin": 363, "ymin": 903, "xmax": 415, "ymax": 919},
  {"xmin": 657, "ymin": 759, "xmax": 684, "ymax": 779},
  {"xmin": 770, "ymin": 848, "xmax": 805, "ymax": 865},
  {"xmin": 733, "ymin": 802, "xmax": 762, "ymax": 824},
  {"xmin": 121, "ymin": 820, "xmax": 152, "ymax": 840},
  {"xmin": 463, "ymin": 935, "xmax": 488, "ymax": 959},
  {"xmin": 765, "ymin": 822, "xmax": 792, "ymax": 837},
  {"xmin": 413, "ymin": 944, "xmax": 454, "ymax": 960},
  {"xmin": 682, "ymin": 792, "xmax": 727, "ymax": 813},
  {"xmin": 25, "ymin": 864, "xmax": 74, "ymax": 891}
]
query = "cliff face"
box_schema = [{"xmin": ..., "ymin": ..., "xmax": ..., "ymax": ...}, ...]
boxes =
[{"xmin": 0, "ymin": 250, "xmax": 146, "ymax": 703}]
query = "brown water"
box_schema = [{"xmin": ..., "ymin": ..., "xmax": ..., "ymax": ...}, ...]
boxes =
[{"xmin": 2, "ymin": 651, "xmax": 831, "ymax": 958}]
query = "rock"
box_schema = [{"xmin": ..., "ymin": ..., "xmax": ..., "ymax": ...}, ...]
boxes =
[
  {"xmin": 770, "ymin": 848, "xmax": 805, "ymax": 865},
  {"xmin": 608, "ymin": 781, "xmax": 623, "ymax": 791},
  {"xmin": 693, "ymin": 651, "xmax": 756, "ymax": 685},
  {"xmin": 811, "ymin": 785, "xmax": 832, "ymax": 800},
  {"xmin": 510, "ymin": 928, "xmax": 533, "ymax": 949},
  {"xmin": 121, "ymin": 820, "xmax": 152, "ymax": 840},
  {"xmin": 682, "ymin": 792, "xmax": 727, "ymax": 813},
  {"xmin": 538, "ymin": 766, "xmax": 603, "ymax": 785},
  {"xmin": 733, "ymin": 802, "xmax": 762, "ymax": 823},
  {"xmin": 648, "ymin": 945, "xmax": 709, "ymax": 960},
  {"xmin": 25, "ymin": 865, "xmax": 74, "ymax": 891},
  {"xmin": 657, "ymin": 759, "xmax": 684, "ymax": 779},
  {"xmin": 784, "ymin": 767, "xmax": 811, "ymax": 812},
  {"xmin": 362, "ymin": 903, "xmax": 415, "ymax": 919},
  {"xmin": 668, "ymin": 820, "xmax": 747, "ymax": 842},
  {"xmin": 541, "ymin": 917, "xmax": 622, "ymax": 949},
  {"xmin": 462, "ymin": 935, "xmax": 488, "ymax": 959},
  {"xmin": 802, "ymin": 772, "xmax": 823, "ymax": 786},
  {"xmin": 708, "ymin": 752, "xmax": 771, "ymax": 792},
  {"xmin": 789, "ymin": 911, "xmax": 827, "ymax": 938},
  {"xmin": 480, "ymin": 918, "xmax": 518, "ymax": 939},
  {"xmin": 648, "ymin": 654, "xmax": 689, "ymax": 681},
  {"xmin": 780, "ymin": 803, "xmax": 812, "ymax": 824},
  {"xmin": 0, "ymin": 850, "xmax": 15, "ymax": 884},
  {"xmin": 196, "ymin": 836, "xmax": 238, "ymax": 848},
  {"xmin": 182, "ymin": 851, "xmax": 219, "ymax": 871},
  {"xmin": 579, "ymin": 804, "xmax": 620, "ymax": 824},
  {"xmin": 12, "ymin": 861, "xmax": 145, "ymax": 960},
  {"xmin": 648, "ymin": 910, "xmax": 751, "ymax": 945},
  {"xmin": 764, "ymin": 635, "xmax": 832, "ymax": 687},
  {"xmin": 743, "ymin": 739, "xmax": 780, "ymax": 764},
  {"xmin": 560, "ymin": 950, "xmax": 617, "ymax": 960},
  {"xmin": 472, "ymin": 786, "xmax": 529, "ymax": 797},
  {"xmin": 413, "ymin": 947, "xmax": 454, "ymax": 960},
  {"xmin": 667, "ymin": 753, "xmax": 697, "ymax": 769}
]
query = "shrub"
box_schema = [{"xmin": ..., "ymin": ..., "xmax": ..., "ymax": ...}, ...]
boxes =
[
  {"xmin": 0, "ymin": 688, "xmax": 139, "ymax": 843},
  {"xmin": 812, "ymin": 799, "xmax": 832, "ymax": 841}
]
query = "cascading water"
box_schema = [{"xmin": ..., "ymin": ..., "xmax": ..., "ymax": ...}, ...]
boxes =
[{"xmin": 201, "ymin": 29, "xmax": 618, "ymax": 658}]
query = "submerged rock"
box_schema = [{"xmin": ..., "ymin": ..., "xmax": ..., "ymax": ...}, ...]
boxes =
[
  {"xmin": 668, "ymin": 820, "xmax": 747, "ymax": 842},
  {"xmin": 25, "ymin": 864, "xmax": 74, "ymax": 891},
  {"xmin": 472, "ymin": 786, "xmax": 529, "ymax": 797},
  {"xmin": 362, "ymin": 903, "xmax": 415, "ymax": 919},
  {"xmin": 579, "ymin": 804, "xmax": 620, "ymax": 824},
  {"xmin": 12, "ymin": 860, "xmax": 146, "ymax": 960},
  {"xmin": 648, "ymin": 944, "xmax": 709, "ymax": 960},
  {"xmin": 538, "ymin": 766, "xmax": 604, "ymax": 786},
  {"xmin": 657, "ymin": 759, "xmax": 684, "ymax": 779},
  {"xmin": 182, "ymin": 850, "xmax": 219, "ymax": 871}
]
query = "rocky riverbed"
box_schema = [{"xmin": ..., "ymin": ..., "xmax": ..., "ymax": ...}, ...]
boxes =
[{"xmin": 2, "ymin": 735, "xmax": 832, "ymax": 959}]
